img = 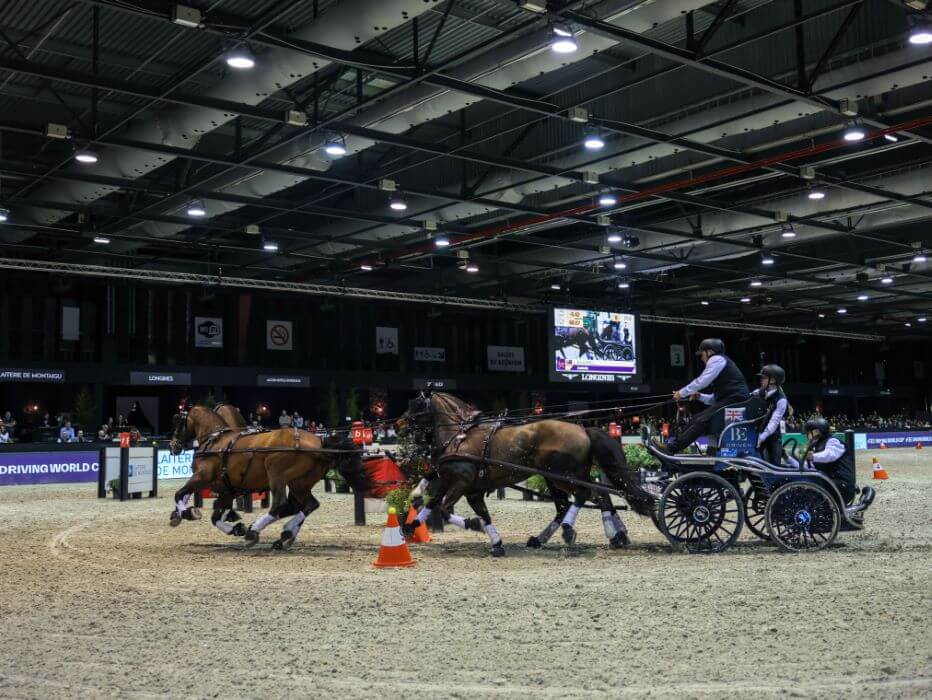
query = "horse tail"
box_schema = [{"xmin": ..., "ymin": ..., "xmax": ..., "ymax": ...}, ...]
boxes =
[
  {"xmin": 586, "ymin": 428, "xmax": 655, "ymax": 516},
  {"xmin": 322, "ymin": 436, "xmax": 370, "ymax": 494}
]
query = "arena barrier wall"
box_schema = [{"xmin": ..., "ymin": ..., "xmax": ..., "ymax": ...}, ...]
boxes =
[
  {"xmin": 0, "ymin": 446, "xmax": 100, "ymax": 486},
  {"xmin": 97, "ymin": 446, "xmax": 157, "ymax": 501}
]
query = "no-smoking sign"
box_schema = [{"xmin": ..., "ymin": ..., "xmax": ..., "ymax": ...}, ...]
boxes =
[{"xmin": 266, "ymin": 320, "xmax": 293, "ymax": 350}]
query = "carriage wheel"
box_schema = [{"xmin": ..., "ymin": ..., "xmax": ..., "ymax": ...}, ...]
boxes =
[
  {"xmin": 621, "ymin": 347, "xmax": 634, "ymax": 361},
  {"xmin": 743, "ymin": 486, "xmax": 770, "ymax": 541},
  {"xmin": 605, "ymin": 346, "xmax": 623, "ymax": 361},
  {"xmin": 765, "ymin": 482, "xmax": 839, "ymax": 552},
  {"xmin": 658, "ymin": 472, "xmax": 744, "ymax": 554}
]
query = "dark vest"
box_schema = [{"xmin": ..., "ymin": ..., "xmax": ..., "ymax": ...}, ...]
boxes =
[
  {"xmin": 708, "ymin": 355, "xmax": 749, "ymax": 402},
  {"xmin": 761, "ymin": 388, "xmax": 786, "ymax": 441},
  {"xmin": 811, "ymin": 435, "xmax": 856, "ymax": 489}
]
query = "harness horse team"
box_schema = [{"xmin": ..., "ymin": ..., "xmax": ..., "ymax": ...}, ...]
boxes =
[{"xmin": 167, "ymin": 338, "xmax": 876, "ymax": 555}]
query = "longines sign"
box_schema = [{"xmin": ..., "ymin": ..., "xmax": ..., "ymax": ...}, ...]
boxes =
[{"xmin": 129, "ymin": 372, "xmax": 192, "ymax": 385}]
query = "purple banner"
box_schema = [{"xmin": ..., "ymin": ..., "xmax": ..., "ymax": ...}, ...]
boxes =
[
  {"xmin": 863, "ymin": 432, "xmax": 931, "ymax": 449},
  {"xmin": 0, "ymin": 450, "xmax": 100, "ymax": 486}
]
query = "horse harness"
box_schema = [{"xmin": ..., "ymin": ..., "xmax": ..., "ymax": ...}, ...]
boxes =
[{"xmin": 436, "ymin": 419, "xmax": 504, "ymax": 480}]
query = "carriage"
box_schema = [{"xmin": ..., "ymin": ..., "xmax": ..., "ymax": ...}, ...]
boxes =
[{"xmin": 643, "ymin": 397, "xmax": 876, "ymax": 553}]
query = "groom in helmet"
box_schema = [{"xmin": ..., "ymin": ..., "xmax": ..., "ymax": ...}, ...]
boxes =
[{"xmin": 653, "ymin": 338, "xmax": 749, "ymax": 455}]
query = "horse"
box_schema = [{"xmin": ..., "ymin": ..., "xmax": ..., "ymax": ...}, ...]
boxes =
[
  {"xmin": 398, "ymin": 392, "xmax": 655, "ymax": 556},
  {"xmin": 169, "ymin": 405, "xmax": 368, "ymax": 550}
]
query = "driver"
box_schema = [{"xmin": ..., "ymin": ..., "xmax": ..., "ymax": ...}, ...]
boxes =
[
  {"xmin": 751, "ymin": 364, "xmax": 789, "ymax": 465},
  {"xmin": 652, "ymin": 338, "xmax": 749, "ymax": 455},
  {"xmin": 801, "ymin": 416, "xmax": 856, "ymax": 504}
]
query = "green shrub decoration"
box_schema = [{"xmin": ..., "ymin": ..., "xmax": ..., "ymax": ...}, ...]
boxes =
[
  {"xmin": 385, "ymin": 486, "xmax": 412, "ymax": 514},
  {"xmin": 623, "ymin": 443, "xmax": 662, "ymax": 470},
  {"xmin": 526, "ymin": 474, "xmax": 549, "ymax": 495}
]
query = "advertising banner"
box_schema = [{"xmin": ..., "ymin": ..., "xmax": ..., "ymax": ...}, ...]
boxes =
[
  {"xmin": 0, "ymin": 368, "xmax": 65, "ymax": 383},
  {"xmin": 194, "ymin": 316, "xmax": 223, "ymax": 348},
  {"xmin": 157, "ymin": 450, "xmax": 194, "ymax": 479},
  {"xmin": 413, "ymin": 378, "xmax": 456, "ymax": 391},
  {"xmin": 266, "ymin": 320, "xmax": 293, "ymax": 351},
  {"xmin": 487, "ymin": 345, "xmax": 525, "ymax": 372},
  {"xmin": 129, "ymin": 372, "xmax": 191, "ymax": 385},
  {"xmin": 126, "ymin": 447, "xmax": 155, "ymax": 493},
  {"xmin": 376, "ymin": 326, "xmax": 398, "ymax": 355},
  {"xmin": 862, "ymin": 432, "xmax": 931, "ymax": 449},
  {"xmin": 414, "ymin": 346, "xmax": 445, "ymax": 362},
  {"xmin": 257, "ymin": 374, "xmax": 310, "ymax": 387},
  {"xmin": 0, "ymin": 450, "xmax": 99, "ymax": 486}
]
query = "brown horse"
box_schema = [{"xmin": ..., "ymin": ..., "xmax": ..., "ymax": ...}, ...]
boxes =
[
  {"xmin": 169, "ymin": 406, "xmax": 368, "ymax": 550},
  {"xmin": 399, "ymin": 392, "xmax": 655, "ymax": 556}
]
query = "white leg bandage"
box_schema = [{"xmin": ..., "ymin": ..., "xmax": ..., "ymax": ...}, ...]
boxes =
[
  {"xmin": 214, "ymin": 510, "xmax": 234, "ymax": 535},
  {"xmin": 249, "ymin": 513, "xmax": 278, "ymax": 532},
  {"xmin": 176, "ymin": 495, "xmax": 190, "ymax": 514},
  {"xmin": 416, "ymin": 507, "xmax": 432, "ymax": 524},
  {"xmin": 611, "ymin": 513, "xmax": 627, "ymax": 535},
  {"xmin": 447, "ymin": 514, "xmax": 467, "ymax": 529},
  {"xmin": 284, "ymin": 511, "xmax": 306, "ymax": 535},
  {"xmin": 484, "ymin": 523, "xmax": 501, "ymax": 545},
  {"xmin": 602, "ymin": 511, "xmax": 619, "ymax": 539},
  {"xmin": 411, "ymin": 478, "xmax": 429, "ymax": 499},
  {"xmin": 561, "ymin": 504, "xmax": 581, "ymax": 528}
]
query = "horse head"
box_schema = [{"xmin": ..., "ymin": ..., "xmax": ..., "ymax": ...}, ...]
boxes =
[
  {"xmin": 397, "ymin": 392, "xmax": 433, "ymax": 438},
  {"xmin": 169, "ymin": 411, "xmax": 192, "ymax": 456},
  {"xmin": 170, "ymin": 405, "xmax": 226, "ymax": 455}
]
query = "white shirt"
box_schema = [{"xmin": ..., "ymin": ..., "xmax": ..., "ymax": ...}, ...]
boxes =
[
  {"xmin": 0, "ymin": 431, "xmax": 10, "ymax": 443},
  {"xmin": 753, "ymin": 388, "xmax": 788, "ymax": 443},
  {"xmin": 809, "ymin": 436, "xmax": 846, "ymax": 465},
  {"xmin": 679, "ymin": 354, "xmax": 726, "ymax": 405}
]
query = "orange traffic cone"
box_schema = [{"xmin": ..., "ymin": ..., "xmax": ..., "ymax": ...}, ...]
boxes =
[
  {"xmin": 871, "ymin": 457, "xmax": 889, "ymax": 480},
  {"xmin": 879, "ymin": 442, "xmax": 887, "ymax": 450},
  {"xmin": 373, "ymin": 507, "xmax": 416, "ymax": 568},
  {"xmin": 404, "ymin": 505, "xmax": 431, "ymax": 544}
]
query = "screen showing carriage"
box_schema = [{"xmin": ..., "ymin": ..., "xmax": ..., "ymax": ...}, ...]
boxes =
[{"xmin": 548, "ymin": 307, "xmax": 640, "ymax": 384}]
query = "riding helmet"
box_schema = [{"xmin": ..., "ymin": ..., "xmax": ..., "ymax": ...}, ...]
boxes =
[
  {"xmin": 696, "ymin": 338, "xmax": 725, "ymax": 355},
  {"xmin": 756, "ymin": 364, "xmax": 786, "ymax": 386},
  {"xmin": 804, "ymin": 416, "xmax": 830, "ymax": 438}
]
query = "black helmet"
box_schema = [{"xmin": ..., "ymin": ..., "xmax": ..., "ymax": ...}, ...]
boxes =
[
  {"xmin": 804, "ymin": 416, "xmax": 830, "ymax": 438},
  {"xmin": 696, "ymin": 338, "xmax": 725, "ymax": 356},
  {"xmin": 756, "ymin": 364, "xmax": 786, "ymax": 386}
]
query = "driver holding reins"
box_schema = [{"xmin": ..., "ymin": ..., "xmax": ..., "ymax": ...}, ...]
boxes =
[{"xmin": 653, "ymin": 338, "xmax": 749, "ymax": 455}]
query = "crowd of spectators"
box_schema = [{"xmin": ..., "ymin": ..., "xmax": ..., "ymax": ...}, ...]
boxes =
[
  {"xmin": 250, "ymin": 409, "xmax": 397, "ymax": 443},
  {"xmin": 0, "ymin": 411, "xmax": 129, "ymax": 444},
  {"xmin": 785, "ymin": 412, "xmax": 932, "ymax": 433}
]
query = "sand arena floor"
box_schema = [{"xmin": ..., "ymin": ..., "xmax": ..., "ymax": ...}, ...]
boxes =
[{"xmin": 0, "ymin": 449, "xmax": 929, "ymax": 698}]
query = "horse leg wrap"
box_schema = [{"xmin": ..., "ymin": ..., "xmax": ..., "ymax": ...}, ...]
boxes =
[
  {"xmin": 175, "ymin": 496, "xmax": 189, "ymax": 515},
  {"xmin": 537, "ymin": 519, "xmax": 561, "ymax": 544},
  {"xmin": 414, "ymin": 507, "xmax": 431, "ymax": 528},
  {"xmin": 484, "ymin": 523, "xmax": 502, "ymax": 546},
  {"xmin": 249, "ymin": 513, "xmax": 278, "ymax": 533},
  {"xmin": 611, "ymin": 513, "xmax": 627, "ymax": 535},
  {"xmin": 602, "ymin": 511, "xmax": 619, "ymax": 540},
  {"xmin": 561, "ymin": 505, "xmax": 581, "ymax": 529},
  {"xmin": 212, "ymin": 510, "xmax": 235, "ymax": 535},
  {"xmin": 283, "ymin": 511, "xmax": 306, "ymax": 537},
  {"xmin": 446, "ymin": 513, "xmax": 467, "ymax": 529}
]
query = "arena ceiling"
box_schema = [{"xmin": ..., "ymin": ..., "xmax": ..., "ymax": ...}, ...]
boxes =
[{"xmin": 0, "ymin": 0, "xmax": 930, "ymax": 336}]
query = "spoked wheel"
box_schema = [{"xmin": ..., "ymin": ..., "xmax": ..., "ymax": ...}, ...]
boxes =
[
  {"xmin": 658, "ymin": 472, "xmax": 744, "ymax": 553},
  {"xmin": 743, "ymin": 486, "xmax": 770, "ymax": 541},
  {"xmin": 621, "ymin": 347, "xmax": 634, "ymax": 361},
  {"xmin": 765, "ymin": 482, "xmax": 839, "ymax": 552},
  {"xmin": 604, "ymin": 346, "xmax": 623, "ymax": 361}
]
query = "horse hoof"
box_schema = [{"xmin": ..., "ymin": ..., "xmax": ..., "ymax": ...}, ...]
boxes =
[
  {"xmin": 243, "ymin": 530, "xmax": 259, "ymax": 548},
  {"xmin": 271, "ymin": 539, "xmax": 283, "ymax": 551},
  {"xmin": 224, "ymin": 510, "xmax": 241, "ymax": 523},
  {"xmin": 279, "ymin": 531, "xmax": 296, "ymax": 550},
  {"xmin": 491, "ymin": 542, "xmax": 506, "ymax": 557},
  {"xmin": 401, "ymin": 522, "xmax": 416, "ymax": 538},
  {"xmin": 561, "ymin": 524, "xmax": 577, "ymax": 546},
  {"xmin": 169, "ymin": 511, "xmax": 182, "ymax": 527},
  {"xmin": 189, "ymin": 507, "xmax": 202, "ymax": 520},
  {"xmin": 230, "ymin": 523, "xmax": 247, "ymax": 537},
  {"xmin": 610, "ymin": 531, "xmax": 630, "ymax": 549},
  {"xmin": 526, "ymin": 536, "xmax": 542, "ymax": 549}
]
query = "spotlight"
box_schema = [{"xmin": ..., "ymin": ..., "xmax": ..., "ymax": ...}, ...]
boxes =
[
  {"xmin": 881, "ymin": 276, "xmax": 893, "ymax": 284},
  {"xmin": 613, "ymin": 259, "xmax": 626, "ymax": 270},
  {"xmin": 74, "ymin": 148, "xmax": 99, "ymax": 164},
  {"xmin": 598, "ymin": 192, "xmax": 617, "ymax": 206},
  {"xmin": 262, "ymin": 239, "xmax": 278, "ymax": 252},
  {"xmin": 700, "ymin": 300, "xmax": 710, "ymax": 306},
  {"xmin": 919, "ymin": 317, "xmax": 928, "ymax": 323},
  {"xmin": 186, "ymin": 200, "xmax": 206, "ymax": 217},
  {"xmin": 550, "ymin": 23, "xmax": 578, "ymax": 53},
  {"xmin": 360, "ymin": 264, "xmax": 373, "ymax": 271},
  {"xmin": 750, "ymin": 280, "xmax": 763, "ymax": 287},
  {"xmin": 837, "ymin": 308, "xmax": 847, "ymax": 314},
  {"xmin": 606, "ymin": 231, "xmax": 622, "ymax": 244},
  {"xmin": 914, "ymin": 253, "xmax": 928, "ymax": 263},
  {"xmin": 761, "ymin": 253, "xmax": 775, "ymax": 265},
  {"xmin": 818, "ymin": 313, "xmax": 826, "ymax": 318},
  {"xmin": 884, "ymin": 134, "xmax": 899, "ymax": 143},
  {"xmin": 550, "ymin": 283, "xmax": 561, "ymax": 291},
  {"xmin": 740, "ymin": 297, "xmax": 751, "ymax": 303},
  {"xmin": 781, "ymin": 225, "xmax": 796, "ymax": 239},
  {"xmin": 465, "ymin": 263, "xmax": 479, "ymax": 273},
  {"xmin": 617, "ymin": 281, "xmax": 630, "ymax": 289},
  {"xmin": 807, "ymin": 188, "xmax": 826, "ymax": 200},
  {"xmin": 434, "ymin": 235, "xmax": 450, "ymax": 248},
  {"xmin": 0, "ymin": 207, "xmax": 8, "ymax": 222},
  {"xmin": 93, "ymin": 235, "xmax": 110, "ymax": 244},
  {"xmin": 323, "ymin": 136, "xmax": 347, "ymax": 157},
  {"xmin": 389, "ymin": 195, "xmax": 407, "ymax": 211},
  {"xmin": 843, "ymin": 123, "xmax": 865, "ymax": 142},
  {"xmin": 908, "ymin": 19, "xmax": 932, "ymax": 45},
  {"xmin": 583, "ymin": 129, "xmax": 605, "ymax": 151},
  {"xmin": 857, "ymin": 294, "xmax": 869, "ymax": 301},
  {"xmin": 905, "ymin": 322, "xmax": 912, "ymax": 327},
  {"xmin": 225, "ymin": 47, "xmax": 255, "ymax": 70}
]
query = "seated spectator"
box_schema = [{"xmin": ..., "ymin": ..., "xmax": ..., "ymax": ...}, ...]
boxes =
[
  {"xmin": 2, "ymin": 411, "xmax": 15, "ymax": 433},
  {"xmin": 41, "ymin": 412, "xmax": 52, "ymax": 427},
  {"xmin": 278, "ymin": 410, "xmax": 292, "ymax": 428},
  {"xmin": 75, "ymin": 429, "xmax": 88, "ymax": 443},
  {"xmin": 117, "ymin": 414, "xmax": 127, "ymax": 428},
  {"xmin": 293, "ymin": 412, "xmax": 305, "ymax": 429},
  {"xmin": 59, "ymin": 421, "xmax": 76, "ymax": 443},
  {"xmin": 97, "ymin": 424, "xmax": 111, "ymax": 441},
  {"xmin": 0, "ymin": 424, "xmax": 11, "ymax": 443}
]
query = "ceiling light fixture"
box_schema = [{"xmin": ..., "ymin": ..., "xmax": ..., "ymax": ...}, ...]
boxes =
[
  {"xmin": 700, "ymin": 300, "xmax": 710, "ymax": 306},
  {"xmin": 881, "ymin": 276, "xmax": 893, "ymax": 284},
  {"xmin": 434, "ymin": 235, "xmax": 450, "ymax": 248},
  {"xmin": 550, "ymin": 283, "xmax": 561, "ymax": 291},
  {"xmin": 186, "ymin": 199, "xmax": 207, "ymax": 217},
  {"xmin": 914, "ymin": 252, "xmax": 928, "ymax": 263},
  {"xmin": 606, "ymin": 230, "xmax": 622, "ymax": 244},
  {"xmin": 613, "ymin": 259, "xmax": 627, "ymax": 270},
  {"xmin": 781, "ymin": 225, "xmax": 796, "ymax": 239},
  {"xmin": 0, "ymin": 206, "xmax": 8, "ymax": 223},
  {"xmin": 583, "ymin": 128, "xmax": 605, "ymax": 151},
  {"xmin": 389, "ymin": 195, "xmax": 408, "ymax": 211},
  {"xmin": 837, "ymin": 308, "xmax": 847, "ymax": 314},
  {"xmin": 74, "ymin": 148, "xmax": 99, "ymax": 164},
  {"xmin": 761, "ymin": 253, "xmax": 775, "ymax": 265},
  {"xmin": 323, "ymin": 136, "xmax": 347, "ymax": 157},
  {"xmin": 465, "ymin": 263, "xmax": 479, "ymax": 274},
  {"xmin": 857, "ymin": 294, "xmax": 869, "ymax": 301},
  {"xmin": 262, "ymin": 239, "xmax": 278, "ymax": 252},
  {"xmin": 843, "ymin": 122, "xmax": 866, "ymax": 142},
  {"xmin": 807, "ymin": 188, "xmax": 826, "ymax": 200},
  {"xmin": 93, "ymin": 235, "xmax": 110, "ymax": 244},
  {"xmin": 908, "ymin": 18, "xmax": 932, "ymax": 45},
  {"xmin": 598, "ymin": 192, "xmax": 617, "ymax": 206},
  {"xmin": 818, "ymin": 313, "xmax": 826, "ymax": 318},
  {"xmin": 617, "ymin": 281, "xmax": 630, "ymax": 289},
  {"xmin": 360, "ymin": 264, "xmax": 373, "ymax": 271},
  {"xmin": 917, "ymin": 317, "xmax": 927, "ymax": 323},
  {"xmin": 905, "ymin": 322, "xmax": 912, "ymax": 327},
  {"xmin": 550, "ymin": 23, "xmax": 578, "ymax": 53},
  {"xmin": 740, "ymin": 297, "xmax": 751, "ymax": 303},
  {"xmin": 750, "ymin": 280, "xmax": 763, "ymax": 287},
  {"xmin": 225, "ymin": 46, "xmax": 256, "ymax": 70},
  {"xmin": 884, "ymin": 133, "xmax": 899, "ymax": 143}
]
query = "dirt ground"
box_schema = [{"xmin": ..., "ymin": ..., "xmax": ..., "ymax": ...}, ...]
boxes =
[{"xmin": 0, "ymin": 449, "xmax": 929, "ymax": 699}]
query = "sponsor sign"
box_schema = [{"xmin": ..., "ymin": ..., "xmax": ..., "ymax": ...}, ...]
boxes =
[
  {"xmin": 863, "ymin": 432, "xmax": 932, "ymax": 449},
  {"xmin": 414, "ymin": 346, "xmax": 445, "ymax": 363},
  {"xmin": 129, "ymin": 371, "xmax": 192, "ymax": 385},
  {"xmin": 0, "ymin": 450, "xmax": 99, "ymax": 486},
  {"xmin": 257, "ymin": 374, "xmax": 310, "ymax": 387},
  {"xmin": 413, "ymin": 378, "xmax": 456, "ymax": 391},
  {"xmin": 266, "ymin": 320, "xmax": 293, "ymax": 351},
  {"xmin": 550, "ymin": 307, "xmax": 639, "ymax": 384},
  {"xmin": 194, "ymin": 316, "xmax": 223, "ymax": 348},
  {"xmin": 670, "ymin": 344, "xmax": 685, "ymax": 367},
  {"xmin": 376, "ymin": 326, "xmax": 398, "ymax": 355},
  {"xmin": 487, "ymin": 345, "xmax": 525, "ymax": 372},
  {"xmin": 126, "ymin": 447, "xmax": 155, "ymax": 493},
  {"xmin": 157, "ymin": 449, "xmax": 193, "ymax": 479},
  {"xmin": 0, "ymin": 368, "xmax": 65, "ymax": 383}
]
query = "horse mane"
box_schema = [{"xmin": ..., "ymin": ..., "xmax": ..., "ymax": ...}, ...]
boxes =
[
  {"xmin": 431, "ymin": 392, "xmax": 481, "ymax": 423},
  {"xmin": 189, "ymin": 405, "xmax": 227, "ymax": 431}
]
